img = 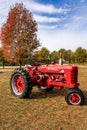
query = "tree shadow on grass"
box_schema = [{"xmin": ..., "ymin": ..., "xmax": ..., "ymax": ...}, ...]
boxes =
[
  {"xmin": 0, "ymin": 72, "xmax": 4, "ymax": 75},
  {"xmin": 83, "ymin": 90, "xmax": 87, "ymax": 105},
  {"xmin": 30, "ymin": 88, "xmax": 67, "ymax": 99},
  {"xmin": 0, "ymin": 72, "xmax": 4, "ymax": 73},
  {"xmin": 30, "ymin": 88, "xmax": 87, "ymax": 105}
]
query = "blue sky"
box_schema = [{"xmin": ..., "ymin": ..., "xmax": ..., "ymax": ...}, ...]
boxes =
[{"xmin": 0, "ymin": 0, "xmax": 87, "ymax": 51}]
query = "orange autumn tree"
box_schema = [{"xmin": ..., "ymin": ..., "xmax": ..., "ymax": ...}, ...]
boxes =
[{"xmin": 1, "ymin": 3, "xmax": 40, "ymax": 67}]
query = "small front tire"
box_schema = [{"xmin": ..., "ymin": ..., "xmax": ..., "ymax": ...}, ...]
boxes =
[{"xmin": 65, "ymin": 88, "xmax": 84, "ymax": 105}]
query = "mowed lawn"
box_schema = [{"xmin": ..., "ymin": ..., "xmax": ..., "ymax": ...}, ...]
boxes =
[{"xmin": 0, "ymin": 65, "xmax": 87, "ymax": 130}]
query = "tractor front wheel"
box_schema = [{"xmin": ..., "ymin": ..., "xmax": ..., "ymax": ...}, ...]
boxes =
[
  {"xmin": 65, "ymin": 88, "xmax": 84, "ymax": 105},
  {"xmin": 10, "ymin": 68, "xmax": 32, "ymax": 98}
]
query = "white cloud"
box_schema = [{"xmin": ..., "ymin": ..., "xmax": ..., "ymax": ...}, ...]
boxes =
[
  {"xmin": 0, "ymin": 0, "xmax": 70, "ymax": 28},
  {"xmin": 38, "ymin": 29, "xmax": 87, "ymax": 51},
  {"xmin": 34, "ymin": 14, "xmax": 64, "ymax": 23},
  {"xmin": 26, "ymin": 1, "xmax": 70, "ymax": 14},
  {"xmin": 80, "ymin": 0, "xmax": 85, "ymax": 3},
  {"xmin": 38, "ymin": 24, "xmax": 58, "ymax": 30},
  {"xmin": 0, "ymin": 0, "xmax": 87, "ymax": 51},
  {"xmin": 37, "ymin": 12, "xmax": 87, "ymax": 51},
  {"xmin": 72, "ymin": 16, "xmax": 82, "ymax": 21},
  {"xmin": 69, "ymin": 14, "xmax": 87, "ymax": 32}
]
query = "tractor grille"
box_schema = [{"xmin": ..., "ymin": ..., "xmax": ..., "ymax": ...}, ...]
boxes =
[{"xmin": 71, "ymin": 68, "xmax": 78, "ymax": 84}]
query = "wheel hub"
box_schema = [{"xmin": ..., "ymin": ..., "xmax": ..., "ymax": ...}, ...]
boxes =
[
  {"xmin": 14, "ymin": 76, "xmax": 24, "ymax": 93},
  {"xmin": 69, "ymin": 93, "xmax": 80, "ymax": 104}
]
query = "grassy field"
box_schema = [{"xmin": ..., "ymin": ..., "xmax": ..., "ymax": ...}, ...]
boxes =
[{"xmin": 0, "ymin": 65, "xmax": 87, "ymax": 130}]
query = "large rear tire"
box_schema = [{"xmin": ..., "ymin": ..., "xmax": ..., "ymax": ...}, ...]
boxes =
[
  {"xmin": 10, "ymin": 68, "xmax": 32, "ymax": 98},
  {"xmin": 65, "ymin": 88, "xmax": 84, "ymax": 105}
]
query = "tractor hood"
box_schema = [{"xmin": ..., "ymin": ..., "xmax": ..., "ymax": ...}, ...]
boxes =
[{"xmin": 38, "ymin": 64, "xmax": 78, "ymax": 73}]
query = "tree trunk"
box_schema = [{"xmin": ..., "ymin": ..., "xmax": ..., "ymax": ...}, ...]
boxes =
[
  {"xmin": 19, "ymin": 60, "xmax": 22, "ymax": 68},
  {"xmin": 2, "ymin": 59, "xmax": 5, "ymax": 69}
]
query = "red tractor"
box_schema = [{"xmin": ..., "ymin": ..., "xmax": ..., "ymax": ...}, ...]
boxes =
[{"xmin": 10, "ymin": 62, "xmax": 84, "ymax": 105}]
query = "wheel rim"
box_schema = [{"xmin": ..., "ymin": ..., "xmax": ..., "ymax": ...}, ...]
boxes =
[
  {"xmin": 12, "ymin": 75, "xmax": 24, "ymax": 95},
  {"xmin": 69, "ymin": 93, "xmax": 81, "ymax": 105}
]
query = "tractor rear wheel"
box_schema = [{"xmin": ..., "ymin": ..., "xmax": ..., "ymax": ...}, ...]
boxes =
[
  {"xmin": 65, "ymin": 88, "xmax": 84, "ymax": 105},
  {"xmin": 38, "ymin": 86, "xmax": 54, "ymax": 92},
  {"xmin": 10, "ymin": 68, "xmax": 32, "ymax": 98}
]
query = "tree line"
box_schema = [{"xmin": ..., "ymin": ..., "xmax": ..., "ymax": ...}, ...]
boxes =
[
  {"xmin": 34, "ymin": 47, "xmax": 87, "ymax": 64},
  {"xmin": 0, "ymin": 3, "xmax": 87, "ymax": 67},
  {"xmin": 0, "ymin": 46, "xmax": 87, "ymax": 66}
]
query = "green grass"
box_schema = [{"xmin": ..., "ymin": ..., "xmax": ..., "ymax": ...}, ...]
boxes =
[{"xmin": 0, "ymin": 65, "xmax": 87, "ymax": 130}]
